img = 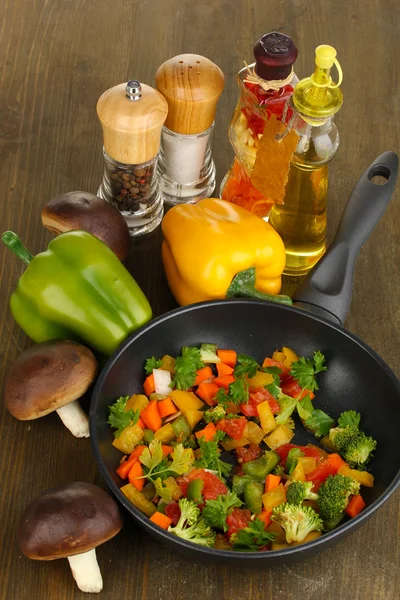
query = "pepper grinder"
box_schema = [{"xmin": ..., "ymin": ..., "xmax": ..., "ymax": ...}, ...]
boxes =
[
  {"xmin": 96, "ymin": 80, "xmax": 168, "ymax": 236},
  {"xmin": 156, "ymin": 54, "xmax": 224, "ymax": 205}
]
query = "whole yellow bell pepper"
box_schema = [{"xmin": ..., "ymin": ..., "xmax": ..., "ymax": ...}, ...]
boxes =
[{"xmin": 162, "ymin": 198, "xmax": 291, "ymax": 306}]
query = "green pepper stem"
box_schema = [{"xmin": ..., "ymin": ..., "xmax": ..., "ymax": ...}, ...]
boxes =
[
  {"xmin": 2, "ymin": 231, "xmax": 34, "ymax": 265},
  {"xmin": 227, "ymin": 267, "xmax": 293, "ymax": 306}
]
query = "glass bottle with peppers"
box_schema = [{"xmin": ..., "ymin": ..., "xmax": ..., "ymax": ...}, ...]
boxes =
[
  {"xmin": 220, "ymin": 32, "xmax": 298, "ymax": 217},
  {"xmin": 268, "ymin": 45, "xmax": 343, "ymax": 276}
]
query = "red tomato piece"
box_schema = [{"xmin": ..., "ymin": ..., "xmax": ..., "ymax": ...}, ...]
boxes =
[
  {"xmin": 177, "ymin": 468, "xmax": 228, "ymax": 501},
  {"xmin": 306, "ymin": 458, "xmax": 341, "ymax": 483},
  {"xmin": 226, "ymin": 508, "xmax": 252, "ymax": 538},
  {"xmin": 281, "ymin": 376, "xmax": 315, "ymax": 400},
  {"xmin": 165, "ymin": 502, "xmax": 181, "ymax": 526},
  {"xmin": 236, "ymin": 444, "xmax": 262, "ymax": 464},
  {"xmin": 216, "ymin": 418, "xmax": 247, "ymax": 440},
  {"xmin": 275, "ymin": 443, "xmax": 326, "ymax": 466},
  {"xmin": 239, "ymin": 387, "xmax": 280, "ymax": 417}
]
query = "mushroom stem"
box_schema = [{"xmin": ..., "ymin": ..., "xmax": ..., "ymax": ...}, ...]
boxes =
[
  {"xmin": 67, "ymin": 548, "xmax": 103, "ymax": 593},
  {"xmin": 56, "ymin": 401, "xmax": 90, "ymax": 438}
]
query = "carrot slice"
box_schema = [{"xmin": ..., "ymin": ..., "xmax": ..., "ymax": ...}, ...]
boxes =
[
  {"xmin": 258, "ymin": 510, "xmax": 272, "ymax": 527},
  {"xmin": 214, "ymin": 374, "xmax": 235, "ymax": 389},
  {"xmin": 345, "ymin": 494, "xmax": 366, "ymax": 518},
  {"xmin": 140, "ymin": 399, "xmax": 162, "ymax": 432},
  {"xmin": 196, "ymin": 382, "xmax": 219, "ymax": 405},
  {"xmin": 143, "ymin": 373, "xmax": 155, "ymax": 396},
  {"xmin": 195, "ymin": 366, "xmax": 213, "ymax": 386},
  {"xmin": 216, "ymin": 362, "xmax": 234, "ymax": 377},
  {"xmin": 128, "ymin": 461, "xmax": 145, "ymax": 490},
  {"xmin": 217, "ymin": 349, "xmax": 237, "ymax": 368},
  {"xmin": 157, "ymin": 398, "xmax": 179, "ymax": 419},
  {"xmin": 265, "ymin": 474, "xmax": 281, "ymax": 493},
  {"xmin": 195, "ymin": 422, "xmax": 217, "ymax": 441},
  {"xmin": 116, "ymin": 445, "xmax": 146, "ymax": 479},
  {"xmin": 161, "ymin": 445, "xmax": 174, "ymax": 456},
  {"xmin": 137, "ymin": 418, "xmax": 145, "ymax": 429},
  {"xmin": 150, "ymin": 511, "xmax": 173, "ymax": 529}
]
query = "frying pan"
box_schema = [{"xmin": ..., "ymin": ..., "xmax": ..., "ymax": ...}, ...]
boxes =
[{"xmin": 90, "ymin": 151, "xmax": 400, "ymax": 565}]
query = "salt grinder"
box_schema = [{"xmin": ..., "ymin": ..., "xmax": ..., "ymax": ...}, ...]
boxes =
[
  {"xmin": 96, "ymin": 80, "xmax": 168, "ymax": 236},
  {"xmin": 156, "ymin": 54, "xmax": 224, "ymax": 204}
]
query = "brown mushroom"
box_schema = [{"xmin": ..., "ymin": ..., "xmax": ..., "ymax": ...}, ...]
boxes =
[
  {"xmin": 41, "ymin": 191, "xmax": 131, "ymax": 260},
  {"xmin": 18, "ymin": 482, "xmax": 123, "ymax": 593},
  {"xmin": 4, "ymin": 340, "xmax": 97, "ymax": 438}
]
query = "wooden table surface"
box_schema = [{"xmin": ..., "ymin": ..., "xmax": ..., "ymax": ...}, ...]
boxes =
[{"xmin": 1, "ymin": 0, "xmax": 399, "ymax": 598}]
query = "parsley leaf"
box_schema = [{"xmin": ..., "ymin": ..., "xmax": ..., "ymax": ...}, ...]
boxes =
[
  {"xmin": 234, "ymin": 354, "xmax": 260, "ymax": 379},
  {"xmin": 216, "ymin": 378, "xmax": 249, "ymax": 407},
  {"xmin": 230, "ymin": 518, "xmax": 276, "ymax": 550},
  {"xmin": 305, "ymin": 409, "xmax": 335, "ymax": 438},
  {"xmin": 144, "ymin": 356, "xmax": 162, "ymax": 375},
  {"xmin": 171, "ymin": 347, "xmax": 204, "ymax": 390},
  {"xmin": 108, "ymin": 396, "xmax": 140, "ymax": 438},
  {"xmin": 338, "ymin": 410, "xmax": 361, "ymax": 429},
  {"xmin": 169, "ymin": 443, "xmax": 195, "ymax": 475},
  {"xmin": 265, "ymin": 381, "xmax": 281, "ymax": 399},
  {"xmin": 289, "ymin": 350, "xmax": 327, "ymax": 392},
  {"xmin": 275, "ymin": 392, "xmax": 298, "ymax": 425},
  {"xmin": 297, "ymin": 395, "xmax": 314, "ymax": 421},
  {"xmin": 154, "ymin": 477, "xmax": 173, "ymax": 503},
  {"xmin": 194, "ymin": 434, "xmax": 232, "ymax": 479},
  {"xmin": 202, "ymin": 492, "xmax": 243, "ymax": 532},
  {"xmin": 286, "ymin": 448, "xmax": 305, "ymax": 476},
  {"xmin": 140, "ymin": 441, "xmax": 194, "ymax": 483}
]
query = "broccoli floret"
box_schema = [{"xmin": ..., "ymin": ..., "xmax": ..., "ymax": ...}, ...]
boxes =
[
  {"xmin": 203, "ymin": 405, "xmax": 226, "ymax": 424},
  {"xmin": 342, "ymin": 432, "xmax": 377, "ymax": 469},
  {"xmin": 317, "ymin": 474, "xmax": 360, "ymax": 529},
  {"xmin": 329, "ymin": 425, "xmax": 359, "ymax": 452},
  {"xmin": 168, "ymin": 498, "xmax": 216, "ymax": 547},
  {"xmin": 271, "ymin": 503, "xmax": 323, "ymax": 544},
  {"xmin": 286, "ymin": 481, "xmax": 319, "ymax": 505},
  {"xmin": 200, "ymin": 343, "xmax": 221, "ymax": 364}
]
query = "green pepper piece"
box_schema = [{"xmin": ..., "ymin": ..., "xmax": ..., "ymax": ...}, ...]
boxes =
[
  {"xmin": 171, "ymin": 414, "xmax": 192, "ymax": 440},
  {"xmin": 242, "ymin": 451, "xmax": 279, "ymax": 481},
  {"xmin": 244, "ymin": 481, "xmax": 264, "ymax": 515},
  {"xmin": 142, "ymin": 429, "xmax": 155, "ymax": 444},
  {"xmin": 232, "ymin": 474, "xmax": 255, "ymax": 497},
  {"xmin": 187, "ymin": 479, "xmax": 204, "ymax": 503},
  {"xmin": 2, "ymin": 230, "xmax": 152, "ymax": 356}
]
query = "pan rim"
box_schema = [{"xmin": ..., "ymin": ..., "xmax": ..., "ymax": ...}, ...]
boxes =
[{"xmin": 90, "ymin": 298, "xmax": 400, "ymax": 560}]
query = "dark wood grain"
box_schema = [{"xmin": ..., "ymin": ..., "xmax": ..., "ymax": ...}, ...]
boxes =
[{"xmin": 0, "ymin": 0, "xmax": 399, "ymax": 599}]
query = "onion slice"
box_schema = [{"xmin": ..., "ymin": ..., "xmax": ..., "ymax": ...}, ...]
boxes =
[{"xmin": 153, "ymin": 369, "xmax": 172, "ymax": 395}]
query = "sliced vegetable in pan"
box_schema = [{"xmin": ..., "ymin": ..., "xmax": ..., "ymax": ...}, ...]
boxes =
[{"xmin": 108, "ymin": 344, "xmax": 376, "ymax": 551}]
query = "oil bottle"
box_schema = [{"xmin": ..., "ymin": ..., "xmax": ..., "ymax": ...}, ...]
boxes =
[{"xmin": 268, "ymin": 45, "xmax": 343, "ymax": 276}]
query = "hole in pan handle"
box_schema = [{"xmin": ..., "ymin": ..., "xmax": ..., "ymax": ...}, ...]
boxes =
[{"xmin": 293, "ymin": 151, "xmax": 399, "ymax": 325}]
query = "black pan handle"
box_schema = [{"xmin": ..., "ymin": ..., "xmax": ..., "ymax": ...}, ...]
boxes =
[{"xmin": 293, "ymin": 151, "xmax": 398, "ymax": 325}]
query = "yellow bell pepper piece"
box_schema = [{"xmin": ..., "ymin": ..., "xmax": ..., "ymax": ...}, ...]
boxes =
[
  {"xmin": 264, "ymin": 425, "xmax": 294, "ymax": 450},
  {"xmin": 161, "ymin": 198, "xmax": 288, "ymax": 306},
  {"xmin": 338, "ymin": 465, "xmax": 374, "ymax": 487}
]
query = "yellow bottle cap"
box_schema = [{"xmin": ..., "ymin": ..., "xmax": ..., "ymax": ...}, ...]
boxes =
[
  {"xmin": 315, "ymin": 45, "xmax": 337, "ymax": 69},
  {"xmin": 292, "ymin": 44, "xmax": 343, "ymax": 124}
]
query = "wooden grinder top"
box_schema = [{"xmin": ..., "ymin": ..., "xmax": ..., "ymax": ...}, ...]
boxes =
[
  {"xmin": 96, "ymin": 80, "xmax": 168, "ymax": 164},
  {"xmin": 155, "ymin": 54, "xmax": 225, "ymax": 135}
]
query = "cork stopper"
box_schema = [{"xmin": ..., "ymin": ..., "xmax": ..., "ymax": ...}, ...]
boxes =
[
  {"xmin": 155, "ymin": 54, "xmax": 225, "ymax": 135},
  {"xmin": 96, "ymin": 80, "xmax": 168, "ymax": 164}
]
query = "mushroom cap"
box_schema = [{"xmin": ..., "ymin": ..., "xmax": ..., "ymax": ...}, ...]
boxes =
[
  {"xmin": 18, "ymin": 482, "xmax": 123, "ymax": 560},
  {"xmin": 41, "ymin": 191, "xmax": 131, "ymax": 260},
  {"xmin": 4, "ymin": 340, "xmax": 97, "ymax": 420}
]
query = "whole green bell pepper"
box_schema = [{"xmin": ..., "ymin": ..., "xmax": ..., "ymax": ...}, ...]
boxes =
[{"xmin": 2, "ymin": 230, "xmax": 152, "ymax": 356}]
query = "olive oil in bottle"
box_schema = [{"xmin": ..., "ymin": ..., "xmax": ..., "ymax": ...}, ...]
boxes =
[{"xmin": 269, "ymin": 45, "xmax": 343, "ymax": 276}]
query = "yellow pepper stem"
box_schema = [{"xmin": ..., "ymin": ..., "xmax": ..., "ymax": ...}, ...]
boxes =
[
  {"xmin": 227, "ymin": 268, "xmax": 292, "ymax": 305},
  {"xmin": 2, "ymin": 231, "xmax": 34, "ymax": 265}
]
